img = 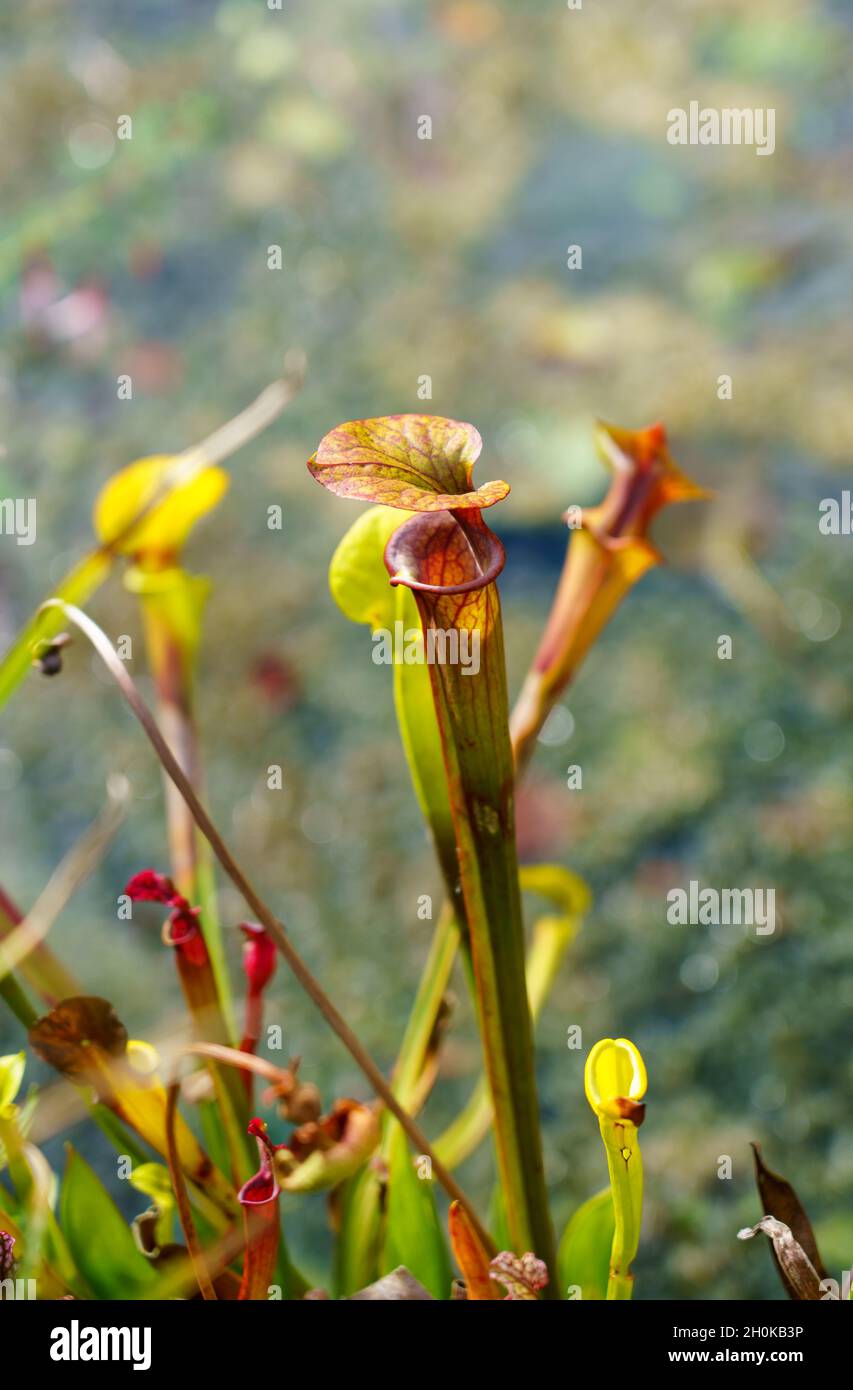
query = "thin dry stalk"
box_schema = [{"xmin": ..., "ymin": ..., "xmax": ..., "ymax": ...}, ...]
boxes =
[{"xmin": 38, "ymin": 598, "xmax": 495, "ymax": 1257}]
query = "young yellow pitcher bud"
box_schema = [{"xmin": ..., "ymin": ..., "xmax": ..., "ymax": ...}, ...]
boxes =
[{"xmin": 584, "ymin": 1036, "xmax": 647, "ymax": 1300}]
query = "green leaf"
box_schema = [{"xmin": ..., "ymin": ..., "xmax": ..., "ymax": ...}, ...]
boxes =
[
  {"xmin": 389, "ymin": 901, "xmax": 459, "ymax": 1115},
  {"xmin": 329, "ymin": 507, "xmax": 465, "ymax": 1289},
  {"xmin": 335, "ymin": 1163, "xmax": 385, "ymax": 1298},
  {"xmin": 125, "ymin": 564, "xmax": 211, "ymax": 666},
  {"xmin": 392, "ymin": 589, "xmax": 460, "ymax": 893},
  {"xmin": 557, "ymin": 1187, "xmax": 615, "ymax": 1301},
  {"xmin": 0, "ymin": 1052, "xmax": 25, "ymax": 1110},
  {"xmin": 488, "ymin": 1183, "xmax": 511, "ymax": 1252},
  {"xmin": 329, "ymin": 504, "xmax": 460, "ymax": 907},
  {"xmin": 60, "ymin": 1146, "xmax": 159, "ymax": 1299},
  {"xmin": 382, "ymin": 1121, "xmax": 452, "ymax": 1301},
  {"xmin": 129, "ymin": 1162, "xmax": 175, "ymax": 1248},
  {"xmin": 519, "ymin": 863, "xmax": 591, "ymax": 921},
  {"xmin": 0, "ymin": 1054, "xmax": 31, "ymax": 1172},
  {"xmin": 0, "ymin": 1119, "xmax": 64, "ymax": 1285},
  {"xmin": 328, "ymin": 503, "xmax": 407, "ymax": 631}
]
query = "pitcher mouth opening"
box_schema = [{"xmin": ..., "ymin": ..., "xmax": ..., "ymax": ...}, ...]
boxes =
[{"xmin": 385, "ymin": 509, "xmax": 505, "ymax": 596}]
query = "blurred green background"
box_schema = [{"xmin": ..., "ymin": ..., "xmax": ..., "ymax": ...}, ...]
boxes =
[{"xmin": 2, "ymin": 0, "xmax": 853, "ymax": 1298}]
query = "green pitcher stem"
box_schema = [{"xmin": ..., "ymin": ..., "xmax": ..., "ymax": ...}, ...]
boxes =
[{"xmin": 410, "ymin": 579, "xmax": 556, "ymax": 1285}]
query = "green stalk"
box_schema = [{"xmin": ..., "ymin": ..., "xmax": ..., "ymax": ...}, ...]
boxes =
[
  {"xmin": 584, "ymin": 1036, "xmax": 648, "ymax": 1301},
  {"xmin": 387, "ymin": 509, "xmax": 556, "ymax": 1281},
  {"xmin": 599, "ymin": 1114, "xmax": 643, "ymax": 1301},
  {"xmin": 434, "ymin": 877, "xmax": 585, "ymax": 1169},
  {"xmin": 389, "ymin": 901, "xmax": 459, "ymax": 1110},
  {"xmin": 0, "ymin": 971, "xmax": 37, "ymax": 1029}
]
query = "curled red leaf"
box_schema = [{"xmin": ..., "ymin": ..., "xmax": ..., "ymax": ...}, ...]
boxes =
[{"xmin": 240, "ymin": 923, "xmax": 276, "ymax": 997}]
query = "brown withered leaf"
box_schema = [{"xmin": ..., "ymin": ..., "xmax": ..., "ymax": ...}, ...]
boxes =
[
  {"xmin": 277, "ymin": 1099, "xmax": 381, "ymax": 1193},
  {"xmin": 737, "ymin": 1217, "xmax": 823, "ymax": 1301},
  {"xmin": 347, "ymin": 1266, "xmax": 434, "ymax": 1301},
  {"xmin": 29, "ymin": 997, "xmax": 127, "ymax": 1080},
  {"xmin": 750, "ymin": 1142, "xmax": 827, "ymax": 1298}
]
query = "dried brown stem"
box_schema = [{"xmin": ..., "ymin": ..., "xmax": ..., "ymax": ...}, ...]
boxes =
[
  {"xmin": 165, "ymin": 1079, "xmax": 217, "ymax": 1301},
  {"xmin": 38, "ymin": 598, "xmax": 495, "ymax": 1257}
]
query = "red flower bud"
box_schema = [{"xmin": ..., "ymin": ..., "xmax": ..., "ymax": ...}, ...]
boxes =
[
  {"xmin": 239, "ymin": 927, "xmax": 277, "ymax": 1101},
  {"xmin": 124, "ymin": 869, "xmax": 182, "ymax": 907},
  {"xmin": 0, "ymin": 1231, "xmax": 16, "ymax": 1280},
  {"xmin": 240, "ymin": 923, "xmax": 276, "ymax": 996}
]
